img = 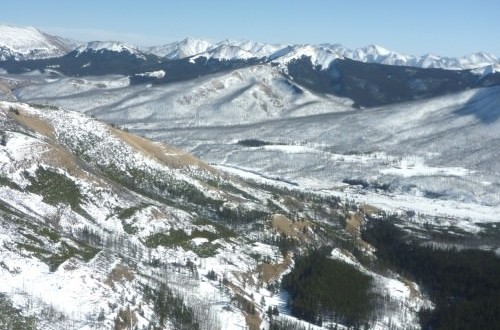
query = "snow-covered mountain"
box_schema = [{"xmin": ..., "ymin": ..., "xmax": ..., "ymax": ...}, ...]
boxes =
[
  {"xmin": 0, "ymin": 23, "xmax": 497, "ymax": 73},
  {"xmin": 0, "ymin": 25, "xmax": 74, "ymax": 61},
  {"xmin": 147, "ymin": 37, "xmax": 214, "ymax": 59},
  {"xmin": 74, "ymin": 41, "xmax": 147, "ymax": 59},
  {"xmin": 191, "ymin": 39, "xmax": 288, "ymax": 62},
  {"xmin": 149, "ymin": 37, "xmax": 498, "ymax": 71},
  {"xmin": 272, "ymin": 43, "xmax": 499, "ymax": 71}
]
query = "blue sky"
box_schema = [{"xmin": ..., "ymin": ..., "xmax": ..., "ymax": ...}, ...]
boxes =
[{"xmin": 1, "ymin": 0, "xmax": 499, "ymax": 57}]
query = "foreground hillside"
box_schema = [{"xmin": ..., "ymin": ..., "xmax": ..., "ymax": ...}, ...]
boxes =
[{"xmin": 0, "ymin": 102, "xmax": 432, "ymax": 329}]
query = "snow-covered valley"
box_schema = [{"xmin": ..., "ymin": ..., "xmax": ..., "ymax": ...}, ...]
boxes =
[{"xmin": 10, "ymin": 69, "xmax": 500, "ymax": 233}]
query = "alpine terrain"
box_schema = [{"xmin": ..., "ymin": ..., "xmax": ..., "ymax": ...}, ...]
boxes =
[{"xmin": 1, "ymin": 24, "xmax": 500, "ymax": 330}]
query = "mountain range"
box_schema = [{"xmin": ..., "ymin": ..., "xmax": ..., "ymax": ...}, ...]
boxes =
[{"xmin": 1, "ymin": 24, "xmax": 498, "ymax": 71}]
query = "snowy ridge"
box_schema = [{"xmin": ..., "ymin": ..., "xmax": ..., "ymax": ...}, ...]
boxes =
[
  {"xmin": 149, "ymin": 36, "xmax": 498, "ymax": 71},
  {"xmin": 0, "ymin": 24, "xmax": 72, "ymax": 61},
  {"xmin": 14, "ymin": 65, "xmax": 354, "ymax": 127},
  {"xmin": 1, "ymin": 23, "xmax": 497, "ymax": 72},
  {"xmin": 147, "ymin": 37, "xmax": 214, "ymax": 59},
  {"xmin": 75, "ymin": 41, "xmax": 147, "ymax": 59},
  {"xmin": 274, "ymin": 43, "xmax": 499, "ymax": 70},
  {"xmin": 273, "ymin": 44, "xmax": 344, "ymax": 69}
]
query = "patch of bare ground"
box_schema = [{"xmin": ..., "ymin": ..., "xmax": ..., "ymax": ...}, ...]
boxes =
[
  {"xmin": 360, "ymin": 204, "xmax": 381, "ymax": 216},
  {"xmin": 346, "ymin": 212, "xmax": 363, "ymax": 236},
  {"xmin": 401, "ymin": 277, "xmax": 421, "ymax": 299},
  {"xmin": 111, "ymin": 127, "xmax": 214, "ymax": 172},
  {"xmin": 345, "ymin": 210, "xmax": 376, "ymax": 252},
  {"xmin": 257, "ymin": 252, "xmax": 292, "ymax": 284},
  {"xmin": 245, "ymin": 312, "xmax": 262, "ymax": 330},
  {"xmin": 105, "ymin": 264, "xmax": 135, "ymax": 289},
  {"xmin": 271, "ymin": 214, "xmax": 312, "ymax": 240},
  {"xmin": 228, "ymin": 252, "xmax": 293, "ymax": 329},
  {"xmin": 149, "ymin": 207, "xmax": 166, "ymax": 220},
  {"xmin": 0, "ymin": 82, "xmax": 11, "ymax": 94},
  {"xmin": 9, "ymin": 106, "xmax": 55, "ymax": 138},
  {"xmin": 42, "ymin": 144, "xmax": 97, "ymax": 179},
  {"xmin": 9, "ymin": 107, "xmax": 101, "ymax": 181}
]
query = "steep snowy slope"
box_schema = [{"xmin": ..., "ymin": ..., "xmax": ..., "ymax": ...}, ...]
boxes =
[{"xmin": 0, "ymin": 25, "xmax": 73, "ymax": 60}]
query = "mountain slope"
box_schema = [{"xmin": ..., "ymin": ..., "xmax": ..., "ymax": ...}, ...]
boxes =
[
  {"xmin": 0, "ymin": 102, "xmax": 428, "ymax": 329},
  {"xmin": 12, "ymin": 70, "xmax": 500, "ymax": 229},
  {"xmin": 0, "ymin": 25, "xmax": 73, "ymax": 61},
  {"xmin": 94, "ymin": 85, "xmax": 500, "ymax": 229},
  {"xmin": 13, "ymin": 65, "xmax": 353, "ymax": 127}
]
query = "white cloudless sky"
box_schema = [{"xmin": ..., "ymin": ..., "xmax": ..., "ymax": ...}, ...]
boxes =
[{"xmin": 1, "ymin": 0, "xmax": 499, "ymax": 57}]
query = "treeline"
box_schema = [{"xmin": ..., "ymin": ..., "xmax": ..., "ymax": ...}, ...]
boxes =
[
  {"xmin": 362, "ymin": 218, "xmax": 500, "ymax": 330},
  {"xmin": 237, "ymin": 139, "xmax": 274, "ymax": 147},
  {"xmin": 282, "ymin": 247, "xmax": 374, "ymax": 327}
]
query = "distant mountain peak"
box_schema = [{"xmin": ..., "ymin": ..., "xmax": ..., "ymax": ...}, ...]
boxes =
[
  {"xmin": 76, "ymin": 41, "xmax": 140, "ymax": 54},
  {"xmin": 0, "ymin": 24, "xmax": 73, "ymax": 60},
  {"xmin": 363, "ymin": 44, "xmax": 392, "ymax": 56},
  {"xmin": 147, "ymin": 37, "xmax": 214, "ymax": 59}
]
